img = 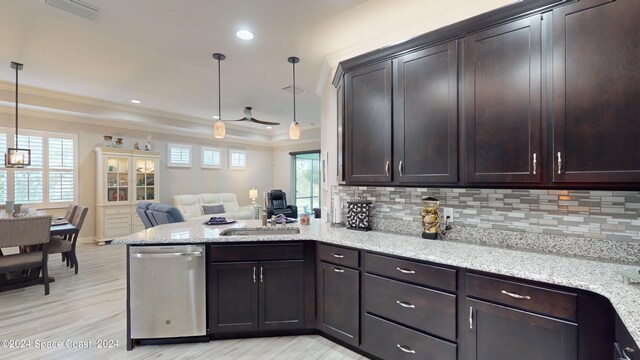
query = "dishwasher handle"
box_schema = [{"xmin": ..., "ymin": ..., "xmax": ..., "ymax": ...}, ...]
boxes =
[{"xmin": 133, "ymin": 251, "xmax": 203, "ymax": 259}]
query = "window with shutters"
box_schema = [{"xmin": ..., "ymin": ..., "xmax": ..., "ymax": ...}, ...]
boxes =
[
  {"xmin": 229, "ymin": 149, "xmax": 247, "ymax": 170},
  {"xmin": 0, "ymin": 128, "xmax": 77, "ymax": 208},
  {"xmin": 201, "ymin": 147, "xmax": 221, "ymax": 169},
  {"xmin": 167, "ymin": 143, "xmax": 191, "ymax": 167}
]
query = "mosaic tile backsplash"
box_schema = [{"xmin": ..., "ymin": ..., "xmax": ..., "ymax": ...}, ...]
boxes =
[{"xmin": 332, "ymin": 186, "xmax": 640, "ymax": 245}]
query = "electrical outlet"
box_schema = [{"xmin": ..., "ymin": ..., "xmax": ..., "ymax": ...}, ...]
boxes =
[{"xmin": 443, "ymin": 207, "xmax": 454, "ymax": 220}]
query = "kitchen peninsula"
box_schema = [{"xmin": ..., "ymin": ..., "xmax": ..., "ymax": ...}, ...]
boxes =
[{"xmin": 115, "ymin": 219, "xmax": 640, "ymax": 359}]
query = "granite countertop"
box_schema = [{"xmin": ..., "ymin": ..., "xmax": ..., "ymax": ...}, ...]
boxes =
[{"xmin": 113, "ymin": 219, "xmax": 640, "ymax": 345}]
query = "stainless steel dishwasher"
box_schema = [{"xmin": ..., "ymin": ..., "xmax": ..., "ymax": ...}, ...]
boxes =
[{"xmin": 129, "ymin": 245, "xmax": 206, "ymax": 339}]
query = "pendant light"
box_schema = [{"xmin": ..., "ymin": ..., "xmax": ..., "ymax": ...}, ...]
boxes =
[
  {"xmin": 288, "ymin": 56, "xmax": 301, "ymax": 140},
  {"xmin": 212, "ymin": 53, "xmax": 226, "ymax": 139},
  {"xmin": 4, "ymin": 62, "xmax": 30, "ymax": 168}
]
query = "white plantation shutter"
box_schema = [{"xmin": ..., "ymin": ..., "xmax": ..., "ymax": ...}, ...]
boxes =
[
  {"xmin": 168, "ymin": 144, "xmax": 191, "ymax": 167},
  {"xmin": 229, "ymin": 150, "xmax": 246, "ymax": 169},
  {"xmin": 202, "ymin": 147, "xmax": 221, "ymax": 168},
  {"xmin": 0, "ymin": 133, "xmax": 6, "ymax": 202},
  {"xmin": 14, "ymin": 135, "xmax": 43, "ymax": 204},
  {"xmin": 0, "ymin": 128, "xmax": 77, "ymax": 207},
  {"xmin": 49, "ymin": 137, "xmax": 75, "ymax": 202}
]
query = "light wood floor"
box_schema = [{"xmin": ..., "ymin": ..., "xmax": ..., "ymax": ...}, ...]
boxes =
[{"xmin": 0, "ymin": 244, "xmax": 368, "ymax": 360}]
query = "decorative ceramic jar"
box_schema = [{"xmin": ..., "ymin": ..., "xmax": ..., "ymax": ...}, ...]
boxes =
[
  {"xmin": 346, "ymin": 197, "xmax": 372, "ymax": 231},
  {"xmin": 103, "ymin": 135, "xmax": 113, "ymax": 147}
]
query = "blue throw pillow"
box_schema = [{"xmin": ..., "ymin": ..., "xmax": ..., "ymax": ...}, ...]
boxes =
[{"xmin": 203, "ymin": 204, "xmax": 225, "ymax": 215}]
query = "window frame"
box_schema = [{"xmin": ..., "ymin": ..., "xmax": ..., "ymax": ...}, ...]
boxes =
[
  {"xmin": 0, "ymin": 127, "xmax": 78, "ymax": 209},
  {"xmin": 167, "ymin": 143, "xmax": 192, "ymax": 168},
  {"xmin": 201, "ymin": 146, "xmax": 222, "ymax": 169},
  {"xmin": 228, "ymin": 149, "xmax": 247, "ymax": 170}
]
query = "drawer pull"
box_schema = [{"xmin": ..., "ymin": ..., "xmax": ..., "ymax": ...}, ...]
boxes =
[
  {"xmin": 622, "ymin": 347, "xmax": 636, "ymax": 360},
  {"xmin": 332, "ymin": 267, "xmax": 345, "ymax": 273},
  {"xmin": 396, "ymin": 344, "xmax": 416, "ymax": 354},
  {"xmin": 501, "ymin": 290, "xmax": 531, "ymax": 300},
  {"xmin": 331, "ymin": 253, "xmax": 344, "ymax": 258},
  {"xmin": 396, "ymin": 300, "xmax": 415, "ymax": 309},
  {"xmin": 396, "ymin": 267, "xmax": 415, "ymax": 274}
]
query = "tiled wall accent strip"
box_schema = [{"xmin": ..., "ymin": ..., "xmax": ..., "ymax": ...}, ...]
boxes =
[{"xmin": 332, "ymin": 186, "xmax": 640, "ymax": 243}]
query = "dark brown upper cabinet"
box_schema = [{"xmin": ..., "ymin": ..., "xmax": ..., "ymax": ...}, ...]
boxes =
[
  {"xmin": 464, "ymin": 15, "xmax": 542, "ymax": 184},
  {"xmin": 552, "ymin": 0, "xmax": 640, "ymax": 184},
  {"xmin": 393, "ymin": 40, "xmax": 459, "ymax": 184},
  {"xmin": 344, "ymin": 60, "xmax": 393, "ymax": 184}
]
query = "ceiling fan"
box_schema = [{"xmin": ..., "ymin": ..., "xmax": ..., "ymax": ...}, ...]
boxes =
[{"xmin": 229, "ymin": 107, "xmax": 280, "ymax": 126}]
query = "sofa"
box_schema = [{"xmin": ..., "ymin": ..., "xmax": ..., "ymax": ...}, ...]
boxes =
[{"xmin": 172, "ymin": 193, "xmax": 254, "ymax": 221}]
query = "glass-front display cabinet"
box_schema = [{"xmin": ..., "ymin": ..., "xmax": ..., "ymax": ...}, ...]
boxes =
[{"xmin": 95, "ymin": 147, "xmax": 160, "ymax": 244}]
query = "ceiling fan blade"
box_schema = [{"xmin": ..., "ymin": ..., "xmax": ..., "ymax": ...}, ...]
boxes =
[
  {"xmin": 251, "ymin": 117, "xmax": 280, "ymax": 126},
  {"xmin": 227, "ymin": 117, "xmax": 250, "ymax": 121}
]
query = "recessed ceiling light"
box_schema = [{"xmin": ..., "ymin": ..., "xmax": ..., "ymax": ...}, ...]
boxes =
[
  {"xmin": 213, "ymin": 115, "xmax": 220, "ymax": 119},
  {"xmin": 130, "ymin": 99, "xmax": 141, "ymax": 104},
  {"xmin": 236, "ymin": 30, "xmax": 254, "ymax": 40},
  {"xmin": 266, "ymin": 126, "xmax": 272, "ymax": 130}
]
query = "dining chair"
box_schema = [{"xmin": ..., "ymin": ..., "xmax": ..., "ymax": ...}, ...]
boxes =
[
  {"xmin": 63, "ymin": 204, "xmax": 78, "ymax": 221},
  {"xmin": 0, "ymin": 216, "xmax": 53, "ymax": 295},
  {"xmin": 49, "ymin": 206, "xmax": 88, "ymax": 274}
]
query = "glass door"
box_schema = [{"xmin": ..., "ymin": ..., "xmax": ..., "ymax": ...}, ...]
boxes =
[
  {"xmin": 107, "ymin": 157, "xmax": 130, "ymax": 203},
  {"xmin": 292, "ymin": 151, "xmax": 320, "ymax": 214},
  {"xmin": 135, "ymin": 158, "xmax": 156, "ymax": 201}
]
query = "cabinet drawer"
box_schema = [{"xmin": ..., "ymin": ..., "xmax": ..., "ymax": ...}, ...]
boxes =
[
  {"xmin": 363, "ymin": 273, "xmax": 456, "ymax": 341},
  {"xmin": 362, "ymin": 313, "xmax": 456, "ymax": 360},
  {"xmin": 364, "ymin": 252, "xmax": 456, "ymax": 292},
  {"xmin": 466, "ymin": 273, "xmax": 576, "ymax": 321},
  {"xmin": 105, "ymin": 214, "xmax": 131, "ymax": 227},
  {"xmin": 210, "ymin": 243, "xmax": 303, "ymax": 262},
  {"xmin": 318, "ymin": 244, "xmax": 359, "ymax": 269},
  {"xmin": 104, "ymin": 207, "xmax": 131, "ymax": 215}
]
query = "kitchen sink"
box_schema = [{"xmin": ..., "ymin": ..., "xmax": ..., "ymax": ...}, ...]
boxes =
[{"xmin": 219, "ymin": 227, "xmax": 301, "ymax": 236}]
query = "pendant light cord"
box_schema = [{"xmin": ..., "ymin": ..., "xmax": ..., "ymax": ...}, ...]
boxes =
[
  {"xmin": 15, "ymin": 63, "xmax": 19, "ymax": 148},
  {"xmin": 217, "ymin": 57, "xmax": 221, "ymax": 120},
  {"xmin": 292, "ymin": 60, "xmax": 296, "ymax": 124}
]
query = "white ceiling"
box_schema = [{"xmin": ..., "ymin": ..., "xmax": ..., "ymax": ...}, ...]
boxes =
[{"xmin": 0, "ymin": 0, "xmax": 515, "ymax": 143}]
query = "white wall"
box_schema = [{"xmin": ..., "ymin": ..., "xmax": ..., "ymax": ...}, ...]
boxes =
[{"xmin": 0, "ymin": 112, "xmax": 274, "ymax": 241}]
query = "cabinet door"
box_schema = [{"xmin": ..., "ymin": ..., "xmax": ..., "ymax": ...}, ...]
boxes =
[
  {"xmin": 345, "ymin": 60, "xmax": 393, "ymax": 184},
  {"xmin": 464, "ymin": 15, "xmax": 542, "ymax": 183},
  {"xmin": 552, "ymin": 0, "xmax": 640, "ymax": 183},
  {"xmin": 464, "ymin": 299, "xmax": 577, "ymax": 360},
  {"xmin": 336, "ymin": 80, "xmax": 345, "ymax": 183},
  {"xmin": 317, "ymin": 261, "xmax": 360, "ymax": 346},
  {"xmin": 209, "ymin": 262, "xmax": 259, "ymax": 333},
  {"xmin": 259, "ymin": 260, "xmax": 304, "ymax": 331},
  {"xmin": 394, "ymin": 40, "xmax": 458, "ymax": 184}
]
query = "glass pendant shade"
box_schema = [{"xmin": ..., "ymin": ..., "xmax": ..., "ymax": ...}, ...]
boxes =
[
  {"xmin": 213, "ymin": 119, "xmax": 226, "ymax": 139},
  {"xmin": 289, "ymin": 122, "xmax": 300, "ymax": 140}
]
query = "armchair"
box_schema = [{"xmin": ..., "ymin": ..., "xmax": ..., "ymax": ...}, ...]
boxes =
[{"xmin": 266, "ymin": 189, "xmax": 298, "ymax": 219}]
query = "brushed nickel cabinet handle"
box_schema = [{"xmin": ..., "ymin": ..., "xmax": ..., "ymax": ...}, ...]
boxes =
[
  {"xmin": 396, "ymin": 267, "xmax": 415, "ymax": 274},
  {"xmin": 385, "ymin": 161, "xmax": 390, "ymax": 176},
  {"xmin": 332, "ymin": 267, "xmax": 344, "ymax": 273},
  {"xmin": 396, "ymin": 344, "xmax": 416, "ymax": 354},
  {"xmin": 469, "ymin": 306, "xmax": 473, "ymax": 329},
  {"xmin": 533, "ymin": 153, "xmax": 537, "ymax": 175},
  {"xmin": 396, "ymin": 300, "xmax": 416, "ymax": 308},
  {"xmin": 399, "ymin": 160, "xmax": 404, "ymax": 176},
  {"xmin": 253, "ymin": 267, "xmax": 256, "ymax": 283},
  {"xmin": 331, "ymin": 253, "xmax": 344, "ymax": 258},
  {"xmin": 557, "ymin": 152, "xmax": 562, "ymax": 174},
  {"xmin": 260, "ymin": 267, "xmax": 263, "ymax": 283},
  {"xmin": 501, "ymin": 290, "xmax": 531, "ymax": 300}
]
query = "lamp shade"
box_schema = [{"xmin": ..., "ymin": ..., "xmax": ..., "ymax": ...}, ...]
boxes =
[
  {"xmin": 249, "ymin": 188, "xmax": 258, "ymax": 200},
  {"xmin": 289, "ymin": 122, "xmax": 300, "ymax": 140},
  {"xmin": 4, "ymin": 148, "xmax": 31, "ymax": 168},
  {"xmin": 213, "ymin": 119, "xmax": 226, "ymax": 139}
]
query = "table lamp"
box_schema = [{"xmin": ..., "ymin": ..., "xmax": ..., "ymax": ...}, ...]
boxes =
[{"xmin": 249, "ymin": 188, "xmax": 258, "ymax": 205}]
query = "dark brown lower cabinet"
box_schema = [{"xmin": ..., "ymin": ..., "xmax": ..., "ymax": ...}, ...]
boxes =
[
  {"xmin": 464, "ymin": 298, "xmax": 577, "ymax": 360},
  {"xmin": 209, "ymin": 260, "xmax": 304, "ymax": 334},
  {"xmin": 362, "ymin": 313, "xmax": 457, "ymax": 360},
  {"xmin": 317, "ymin": 261, "xmax": 359, "ymax": 346}
]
